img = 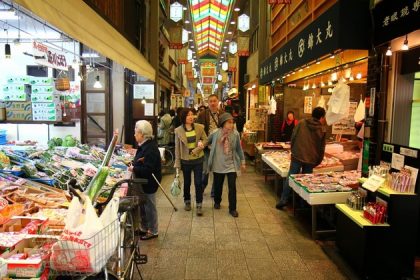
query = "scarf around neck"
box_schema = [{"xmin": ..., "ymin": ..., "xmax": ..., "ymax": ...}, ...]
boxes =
[{"xmin": 219, "ymin": 128, "xmax": 232, "ymax": 155}]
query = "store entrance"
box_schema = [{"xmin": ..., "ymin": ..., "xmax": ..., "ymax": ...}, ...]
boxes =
[{"xmin": 82, "ymin": 65, "xmax": 112, "ymax": 146}]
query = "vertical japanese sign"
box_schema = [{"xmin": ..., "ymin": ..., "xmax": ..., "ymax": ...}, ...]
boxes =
[
  {"xmin": 185, "ymin": 62, "xmax": 194, "ymax": 80},
  {"xmin": 169, "ymin": 27, "xmax": 183, "ymax": 49},
  {"xmin": 178, "ymin": 46, "xmax": 188, "ymax": 64},
  {"xmin": 228, "ymin": 56, "xmax": 237, "ymax": 72},
  {"xmin": 304, "ymin": 96, "xmax": 313, "ymax": 114},
  {"xmin": 237, "ymin": 36, "xmax": 250, "ymax": 57}
]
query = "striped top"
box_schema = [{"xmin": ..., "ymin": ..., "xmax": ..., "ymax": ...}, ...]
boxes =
[{"xmin": 182, "ymin": 127, "xmax": 204, "ymax": 164}]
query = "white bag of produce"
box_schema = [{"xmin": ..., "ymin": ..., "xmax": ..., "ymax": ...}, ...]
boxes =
[
  {"xmin": 50, "ymin": 197, "xmax": 119, "ymax": 274},
  {"xmin": 325, "ymin": 81, "xmax": 350, "ymax": 125}
]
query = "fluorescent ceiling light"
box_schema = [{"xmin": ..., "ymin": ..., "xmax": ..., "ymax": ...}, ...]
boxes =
[
  {"xmin": 0, "ymin": 10, "xmax": 18, "ymax": 20},
  {"xmin": 82, "ymin": 52, "xmax": 100, "ymax": 58}
]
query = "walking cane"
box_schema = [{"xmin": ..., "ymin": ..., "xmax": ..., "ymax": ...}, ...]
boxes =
[{"xmin": 152, "ymin": 173, "xmax": 178, "ymax": 211}]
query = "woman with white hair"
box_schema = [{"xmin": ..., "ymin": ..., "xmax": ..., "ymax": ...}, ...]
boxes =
[{"xmin": 128, "ymin": 120, "xmax": 162, "ymax": 240}]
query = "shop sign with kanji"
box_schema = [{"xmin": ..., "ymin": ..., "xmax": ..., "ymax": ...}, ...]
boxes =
[
  {"xmin": 373, "ymin": 0, "xmax": 420, "ymax": 45},
  {"xmin": 259, "ymin": 0, "xmax": 370, "ymax": 84},
  {"xmin": 169, "ymin": 27, "xmax": 184, "ymax": 49}
]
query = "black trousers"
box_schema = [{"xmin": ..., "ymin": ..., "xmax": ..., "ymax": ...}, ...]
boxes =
[{"xmin": 213, "ymin": 172, "xmax": 237, "ymax": 211}]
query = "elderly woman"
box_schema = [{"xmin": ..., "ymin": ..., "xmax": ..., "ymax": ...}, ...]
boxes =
[{"xmin": 128, "ymin": 120, "xmax": 162, "ymax": 240}]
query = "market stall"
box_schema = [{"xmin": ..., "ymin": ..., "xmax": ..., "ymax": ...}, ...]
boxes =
[
  {"xmin": 0, "ymin": 133, "xmax": 135, "ymax": 279},
  {"xmin": 288, "ymin": 171, "xmax": 359, "ymax": 238}
]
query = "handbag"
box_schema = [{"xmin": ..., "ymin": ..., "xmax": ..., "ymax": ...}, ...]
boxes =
[{"xmin": 170, "ymin": 170, "xmax": 181, "ymax": 197}]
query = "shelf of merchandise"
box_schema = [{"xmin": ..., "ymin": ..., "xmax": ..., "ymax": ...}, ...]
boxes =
[
  {"xmin": 336, "ymin": 186, "xmax": 419, "ymax": 279},
  {"xmin": 335, "ymin": 204, "xmax": 390, "ymax": 228}
]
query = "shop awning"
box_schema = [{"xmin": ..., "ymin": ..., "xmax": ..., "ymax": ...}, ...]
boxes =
[{"xmin": 15, "ymin": 0, "xmax": 156, "ymax": 81}]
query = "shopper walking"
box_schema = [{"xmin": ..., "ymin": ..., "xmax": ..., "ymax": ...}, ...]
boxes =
[
  {"xmin": 196, "ymin": 94, "xmax": 223, "ymax": 197},
  {"xmin": 280, "ymin": 111, "xmax": 298, "ymax": 142},
  {"xmin": 174, "ymin": 108, "xmax": 208, "ymax": 216},
  {"xmin": 207, "ymin": 113, "xmax": 246, "ymax": 217},
  {"xmin": 129, "ymin": 120, "xmax": 162, "ymax": 240},
  {"xmin": 157, "ymin": 110, "xmax": 172, "ymax": 146},
  {"xmin": 276, "ymin": 107, "xmax": 326, "ymax": 210}
]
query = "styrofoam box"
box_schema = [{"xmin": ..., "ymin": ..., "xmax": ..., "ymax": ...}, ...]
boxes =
[
  {"xmin": 31, "ymin": 93, "xmax": 60, "ymax": 103},
  {"xmin": 32, "ymin": 103, "xmax": 61, "ymax": 109},
  {"xmin": 28, "ymin": 77, "xmax": 54, "ymax": 86},
  {"xmin": 31, "ymin": 85, "xmax": 54, "ymax": 94}
]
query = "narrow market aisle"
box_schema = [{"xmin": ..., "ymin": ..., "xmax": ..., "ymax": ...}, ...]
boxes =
[{"xmin": 138, "ymin": 167, "xmax": 349, "ymax": 280}]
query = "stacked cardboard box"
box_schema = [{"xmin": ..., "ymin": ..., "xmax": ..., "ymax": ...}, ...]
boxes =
[
  {"xmin": 30, "ymin": 78, "xmax": 62, "ymax": 122},
  {"xmin": 5, "ymin": 101, "xmax": 32, "ymax": 121}
]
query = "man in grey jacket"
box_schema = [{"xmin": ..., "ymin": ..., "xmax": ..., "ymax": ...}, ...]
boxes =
[{"xmin": 276, "ymin": 107, "xmax": 326, "ymax": 209}]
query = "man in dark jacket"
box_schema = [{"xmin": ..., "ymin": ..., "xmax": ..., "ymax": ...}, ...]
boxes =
[
  {"xmin": 196, "ymin": 94, "xmax": 223, "ymax": 196},
  {"xmin": 276, "ymin": 107, "xmax": 326, "ymax": 209},
  {"xmin": 129, "ymin": 120, "xmax": 162, "ymax": 239}
]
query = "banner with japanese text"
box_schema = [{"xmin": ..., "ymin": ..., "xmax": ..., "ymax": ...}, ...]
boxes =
[
  {"xmin": 259, "ymin": 0, "xmax": 370, "ymax": 84},
  {"xmin": 185, "ymin": 62, "xmax": 194, "ymax": 80},
  {"xmin": 177, "ymin": 46, "xmax": 188, "ymax": 64},
  {"xmin": 237, "ymin": 36, "xmax": 250, "ymax": 57},
  {"xmin": 228, "ymin": 56, "xmax": 237, "ymax": 72},
  {"xmin": 169, "ymin": 27, "xmax": 183, "ymax": 49}
]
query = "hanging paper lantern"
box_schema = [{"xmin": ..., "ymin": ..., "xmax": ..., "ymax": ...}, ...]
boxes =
[
  {"xmin": 170, "ymin": 2, "xmax": 183, "ymax": 22},
  {"xmin": 222, "ymin": 62, "xmax": 229, "ymax": 71},
  {"xmin": 238, "ymin": 14, "xmax": 250, "ymax": 32},
  {"xmin": 229, "ymin": 41, "xmax": 238, "ymax": 54}
]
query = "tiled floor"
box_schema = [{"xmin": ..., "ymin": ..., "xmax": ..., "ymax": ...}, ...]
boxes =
[{"xmin": 137, "ymin": 167, "xmax": 349, "ymax": 280}]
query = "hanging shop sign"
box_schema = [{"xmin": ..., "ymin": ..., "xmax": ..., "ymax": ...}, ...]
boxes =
[
  {"xmin": 237, "ymin": 36, "xmax": 250, "ymax": 56},
  {"xmin": 222, "ymin": 72, "xmax": 229, "ymax": 83},
  {"xmin": 202, "ymin": 77, "xmax": 214, "ymax": 84},
  {"xmin": 186, "ymin": 63, "xmax": 194, "ymax": 80},
  {"xmin": 178, "ymin": 46, "xmax": 188, "ymax": 64},
  {"xmin": 228, "ymin": 56, "xmax": 237, "ymax": 72},
  {"xmin": 170, "ymin": 1, "xmax": 183, "ymax": 22},
  {"xmin": 304, "ymin": 96, "xmax": 313, "ymax": 114},
  {"xmin": 169, "ymin": 27, "xmax": 183, "ymax": 49},
  {"xmin": 32, "ymin": 41, "xmax": 68, "ymax": 71},
  {"xmin": 373, "ymin": 0, "xmax": 420, "ymax": 46},
  {"xmin": 201, "ymin": 66, "xmax": 216, "ymax": 77},
  {"xmin": 259, "ymin": 0, "xmax": 370, "ymax": 84}
]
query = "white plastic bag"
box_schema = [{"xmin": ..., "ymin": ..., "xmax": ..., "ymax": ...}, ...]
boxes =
[
  {"xmin": 170, "ymin": 170, "xmax": 181, "ymax": 197},
  {"xmin": 354, "ymin": 99, "xmax": 365, "ymax": 122},
  {"xmin": 51, "ymin": 197, "xmax": 119, "ymax": 274},
  {"xmin": 326, "ymin": 81, "xmax": 350, "ymax": 125}
]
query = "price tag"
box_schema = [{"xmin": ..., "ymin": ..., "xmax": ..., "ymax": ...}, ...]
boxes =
[
  {"xmin": 391, "ymin": 153, "xmax": 404, "ymax": 170},
  {"xmin": 363, "ymin": 175, "xmax": 385, "ymax": 192}
]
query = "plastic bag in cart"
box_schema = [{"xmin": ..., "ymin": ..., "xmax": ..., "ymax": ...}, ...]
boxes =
[{"xmin": 50, "ymin": 197, "xmax": 119, "ymax": 274}]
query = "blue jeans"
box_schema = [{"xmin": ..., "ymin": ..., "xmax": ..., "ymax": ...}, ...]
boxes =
[
  {"xmin": 279, "ymin": 159, "xmax": 315, "ymax": 204},
  {"xmin": 139, "ymin": 193, "xmax": 158, "ymax": 234},
  {"xmin": 182, "ymin": 162, "xmax": 203, "ymax": 204}
]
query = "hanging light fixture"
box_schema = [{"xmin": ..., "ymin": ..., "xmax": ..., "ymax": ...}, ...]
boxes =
[
  {"xmin": 4, "ymin": 27, "xmax": 11, "ymax": 59},
  {"xmin": 356, "ymin": 73, "xmax": 362, "ymax": 80},
  {"xmin": 386, "ymin": 46, "xmax": 392, "ymax": 56},
  {"xmin": 401, "ymin": 35, "xmax": 409, "ymax": 51},
  {"xmin": 349, "ymin": 75, "xmax": 354, "ymax": 81},
  {"xmin": 328, "ymin": 80, "xmax": 333, "ymax": 86},
  {"xmin": 331, "ymin": 72, "xmax": 338, "ymax": 81},
  {"xmin": 141, "ymin": 97, "xmax": 146, "ymax": 105},
  {"xmin": 312, "ymin": 83, "xmax": 316, "ymax": 89},
  {"xmin": 5, "ymin": 43, "xmax": 11, "ymax": 59},
  {"xmin": 93, "ymin": 75, "xmax": 102, "ymax": 88},
  {"xmin": 222, "ymin": 61, "xmax": 228, "ymax": 71},
  {"xmin": 320, "ymin": 80, "xmax": 325, "ymax": 87}
]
